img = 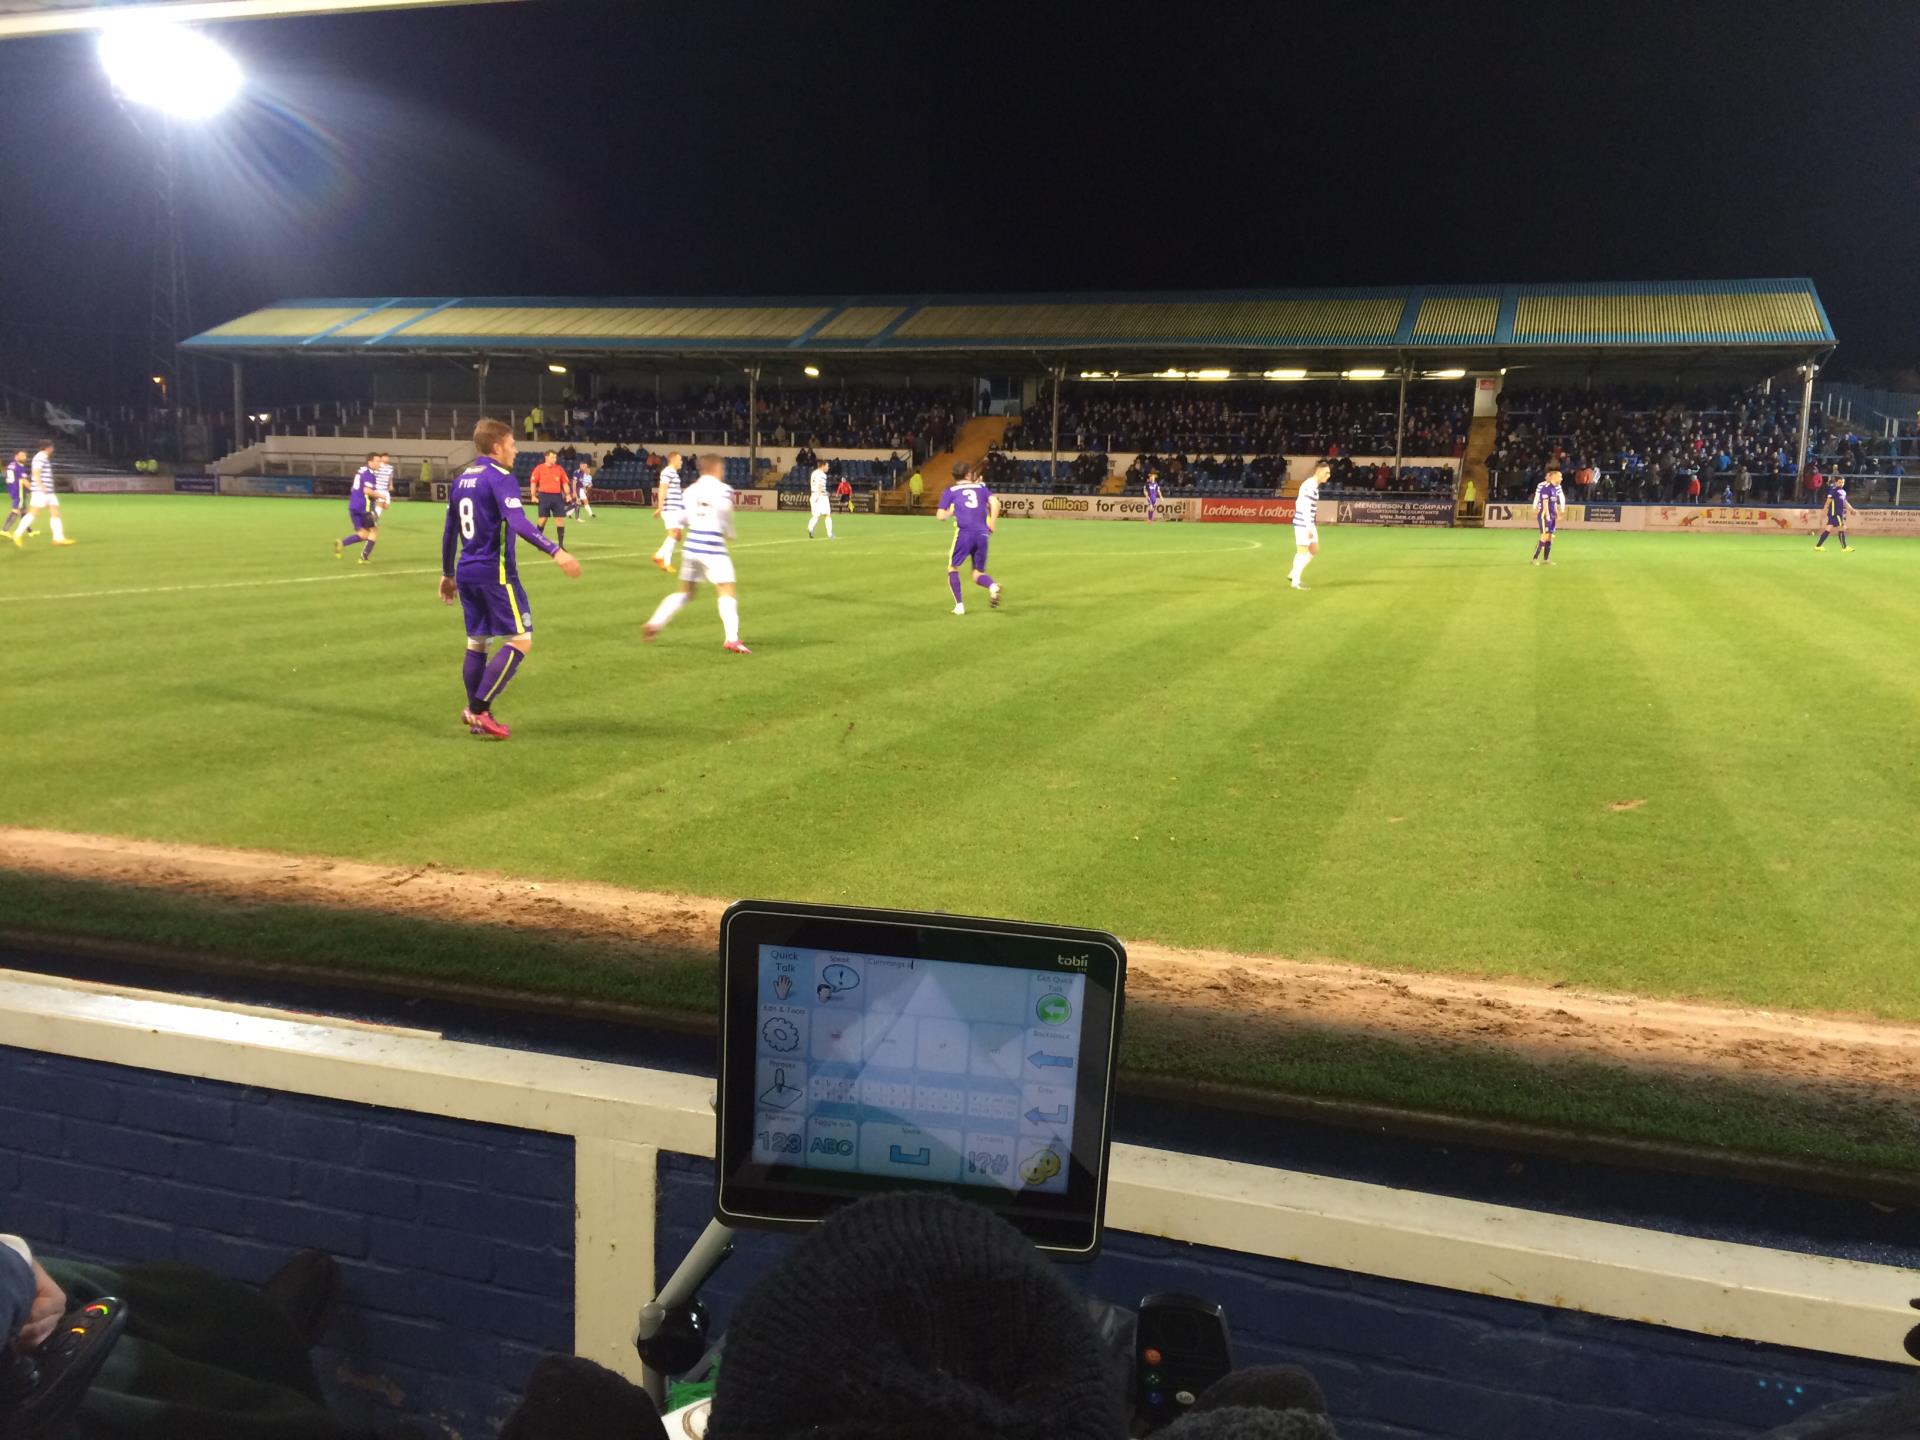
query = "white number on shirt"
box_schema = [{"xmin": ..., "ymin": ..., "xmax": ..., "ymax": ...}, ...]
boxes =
[
  {"xmin": 963, "ymin": 490, "xmax": 979, "ymax": 509},
  {"xmin": 458, "ymin": 497, "xmax": 476, "ymax": 540}
]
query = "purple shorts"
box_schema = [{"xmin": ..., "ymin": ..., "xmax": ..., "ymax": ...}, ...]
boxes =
[
  {"xmin": 457, "ymin": 577, "xmax": 532, "ymax": 639},
  {"xmin": 949, "ymin": 533, "xmax": 990, "ymax": 572},
  {"xmin": 349, "ymin": 500, "xmax": 374, "ymax": 530}
]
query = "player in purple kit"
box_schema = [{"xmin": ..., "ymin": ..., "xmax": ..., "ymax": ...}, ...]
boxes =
[
  {"xmin": 3, "ymin": 451, "xmax": 27, "ymax": 537},
  {"xmin": 1144, "ymin": 470, "xmax": 1162, "ymax": 522},
  {"xmin": 1531, "ymin": 465, "xmax": 1565, "ymax": 566},
  {"xmin": 437, "ymin": 419, "xmax": 581, "ymax": 740},
  {"xmin": 937, "ymin": 460, "xmax": 1002, "ymax": 614},
  {"xmin": 335, "ymin": 452, "xmax": 384, "ymax": 564}
]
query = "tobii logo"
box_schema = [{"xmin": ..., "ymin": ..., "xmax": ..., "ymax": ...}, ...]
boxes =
[{"xmin": 1056, "ymin": 953, "xmax": 1090, "ymax": 969}]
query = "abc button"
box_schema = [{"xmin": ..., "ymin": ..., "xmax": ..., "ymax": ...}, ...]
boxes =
[{"xmin": 804, "ymin": 1115, "xmax": 858, "ymax": 1170}]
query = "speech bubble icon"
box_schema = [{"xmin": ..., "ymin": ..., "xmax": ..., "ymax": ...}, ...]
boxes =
[{"xmin": 822, "ymin": 963, "xmax": 860, "ymax": 993}]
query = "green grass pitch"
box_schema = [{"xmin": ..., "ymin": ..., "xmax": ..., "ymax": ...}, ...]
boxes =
[{"xmin": 2, "ymin": 495, "xmax": 1917, "ymax": 1023}]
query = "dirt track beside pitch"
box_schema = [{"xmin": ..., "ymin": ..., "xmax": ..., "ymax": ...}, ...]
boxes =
[{"xmin": 6, "ymin": 826, "xmax": 1918, "ymax": 1108}]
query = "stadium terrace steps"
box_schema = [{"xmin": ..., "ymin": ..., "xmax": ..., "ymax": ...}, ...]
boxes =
[
  {"xmin": 1101, "ymin": 466, "xmax": 1126, "ymax": 495},
  {"xmin": 0, "ymin": 416, "xmax": 137, "ymax": 486},
  {"xmin": 1457, "ymin": 414, "xmax": 1498, "ymax": 526},
  {"xmin": 909, "ymin": 415, "xmax": 1009, "ymax": 512}
]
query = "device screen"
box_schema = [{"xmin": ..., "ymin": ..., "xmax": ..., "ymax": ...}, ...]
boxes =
[
  {"xmin": 715, "ymin": 903, "xmax": 1124, "ymax": 1256},
  {"xmin": 754, "ymin": 943, "xmax": 1087, "ymax": 1194}
]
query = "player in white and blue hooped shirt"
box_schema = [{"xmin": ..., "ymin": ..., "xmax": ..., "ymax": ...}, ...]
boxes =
[
  {"xmin": 1289, "ymin": 460, "xmax": 1327, "ymax": 590},
  {"xmin": 653, "ymin": 451, "xmax": 686, "ymax": 571},
  {"xmin": 643, "ymin": 454, "xmax": 750, "ymax": 653}
]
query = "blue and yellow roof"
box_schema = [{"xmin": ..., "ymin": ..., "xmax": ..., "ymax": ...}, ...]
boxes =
[{"xmin": 184, "ymin": 281, "xmax": 1834, "ymax": 359}]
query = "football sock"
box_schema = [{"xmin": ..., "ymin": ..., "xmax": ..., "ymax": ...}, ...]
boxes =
[
  {"xmin": 1838, "ymin": 530, "xmax": 1848, "ymax": 547},
  {"xmin": 1816, "ymin": 532, "xmax": 1827, "ymax": 548},
  {"xmin": 717, "ymin": 594, "xmax": 741, "ymax": 643},
  {"xmin": 50, "ymin": 516, "xmax": 65, "ymax": 543},
  {"xmin": 360, "ymin": 539, "xmax": 375, "ymax": 560},
  {"xmin": 1532, "ymin": 539, "xmax": 1544, "ymax": 559},
  {"xmin": 826, "ymin": 518, "xmax": 834, "ymax": 538},
  {"xmin": 807, "ymin": 516, "xmax": 819, "ymax": 536},
  {"xmin": 556, "ymin": 526, "xmax": 566, "ymax": 549},
  {"xmin": 341, "ymin": 533, "xmax": 362, "ymax": 548},
  {"xmin": 647, "ymin": 591, "xmax": 689, "ymax": 630},
  {"xmin": 1541, "ymin": 539, "xmax": 1552, "ymax": 560},
  {"xmin": 463, "ymin": 647, "xmax": 488, "ymax": 709},
  {"xmin": 975, "ymin": 571, "xmax": 995, "ymax": 590},
  {"xmin": 476, "ymin": 646, "xmax": 524, "ymax": 708},
  {"xmin": 948, "ymin": 571, "xmax": 965, "ymax": 603},
  {"xmin": 655, "ymin": 537, "xmax": 676, "ymax": 563}
]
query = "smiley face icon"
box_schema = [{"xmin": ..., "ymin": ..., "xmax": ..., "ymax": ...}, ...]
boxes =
[{"xmin": 1019, "ymin": 1147, "xmax": 1062, "ymax": 1186}]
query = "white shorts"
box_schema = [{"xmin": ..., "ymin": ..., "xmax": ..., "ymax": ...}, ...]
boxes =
[
  {"xmin": 28, "ymin": 491, "xmax": 56, "ymax": 510},
  {"xmin": 661, "ymin": 507, "xmax": 686, "ymax": 532},
  {"xmin": 1293, "ymin": 524, "xmax": 1317, "ymax": 546},
  {"xmin": 679, "ymin": 550, "xmax": 736, "ymax": 586},
  {"xmin": 810, "ymin": 496, "xmax": 831, "ymax": 515}
]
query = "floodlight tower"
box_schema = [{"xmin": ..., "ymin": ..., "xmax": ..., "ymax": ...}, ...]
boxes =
[{"xmin": 98, "ymin": 21, "xmax": 242, "ymax": 459}]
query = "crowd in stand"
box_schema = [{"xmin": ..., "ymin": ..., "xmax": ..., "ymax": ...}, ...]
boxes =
[
  {"xmin": 541, "ymin": 385, "xmax": 964, "ymax": 457},
  {"xmin": 1005, "ymin": 384, "xmax": 1470, "ymax": 458},
  {"xmin": 1488, "ymin": 386, "xmax": 1910, "ymax": 505}
]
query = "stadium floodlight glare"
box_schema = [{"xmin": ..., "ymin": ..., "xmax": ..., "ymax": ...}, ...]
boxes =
[
  {"xmin": 150, "ymin": 374, "xmax": 165, "ymax": 384},
  {"xmin": 547, "ymin": 363, "xmax": 567, "ymax": 375},
  {"xmin": 1426, "ymin": 368, "xmax": 1467, "ymax": 380},
  {"xmin": 1264, "ymin": 368, "xmax": 1308, "ymax": 381},
  {"xmin": 803, "ymin": 365, "xmax": 820, "ymax": 377},
  {"xmin": 1192, "ymin": 369, "xmax": 1232, "ymax": 381},
  {"xmin": 1343, "ymin": 368, "xmax": 1387, "ymax": 380},
  {"xmin": 98, "ymin": 21, "xmax": 243, "ymax": 119}
]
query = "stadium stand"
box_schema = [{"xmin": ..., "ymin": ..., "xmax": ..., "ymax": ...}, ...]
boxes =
[
  {"xmin": 539, "ymin": 385, "xmax": 965, "ymax": 455},
  {"xmin": 1487, "ymin": 385, "xmax": 1844, "ymax": 503},
  {"xmin": 1003, "ymin": 384, "xmax": 1470, "ymax": 458}
]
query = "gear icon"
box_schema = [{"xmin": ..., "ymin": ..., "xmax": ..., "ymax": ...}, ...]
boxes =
[{"xmin": 762, "ymin": 1017, "xmax": 801, "ymax": 1053}]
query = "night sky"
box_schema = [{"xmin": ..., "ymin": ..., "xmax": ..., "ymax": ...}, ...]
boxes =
[{"xmin": 2, "ymin": 0, "xmax": 1916, "ymax": 400}]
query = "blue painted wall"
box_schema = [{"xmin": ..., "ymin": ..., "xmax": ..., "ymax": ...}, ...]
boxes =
[
  {"xmin": 655, "ymin": 1153, "xmax": 1912, "ymax": 1440},
  {"xmin": 3, "ymin": 1038, "xmax": 1911, "ymax": 1440},
  {"xmin": 0, "ymin": 1046, "xmax": 574, "ymax": 1439}
]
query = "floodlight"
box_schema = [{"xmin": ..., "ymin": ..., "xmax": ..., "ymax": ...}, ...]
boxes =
[
  {"xmin": 1192, "ymin": 369, "xmax": 1231, "ymax": 381},
  {"xmin": 1344, "ymin": 368, "xmax": 1387, "ymax": 380},
  {"xmin": 1426, "ymin": 368, "xmax": 1467, "ymax": 380},
  {"xmin": 99, "ymin": 21, "xmax": 242, "ymax": 119},
  {"xmin": 1264, "ymin": 369, "xmax": 1308, "ymax": 381},
  {"xmin": 150, "ymin": 375, "xmax": 165, "ymax": 384},
  {"xmin": 547, "ymin": 363, "xmax": 567, "ymax": 375},
  {"xmin": 803, "ymin": 365, "xmax": 820, "ymax": 377}
]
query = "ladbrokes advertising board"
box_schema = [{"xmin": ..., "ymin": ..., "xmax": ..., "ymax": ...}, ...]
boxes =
[{"xmin": 1195, "ymin": 497, "xmax": 1295, "ymax": 524}]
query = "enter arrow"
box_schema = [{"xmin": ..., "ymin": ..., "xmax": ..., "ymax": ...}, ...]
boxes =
[{"xmin": 1028, "ymin": 1051, "xmax": 1072, "ymax": 1069}]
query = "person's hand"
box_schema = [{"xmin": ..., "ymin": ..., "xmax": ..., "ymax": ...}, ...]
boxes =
[
  {"xmin": 553, "ymin": 548, "xmax": 582, "ymax": 579},
  {"xmin": 17, "ymin": 1262, "xmax": 65, "ymax": 1352},
  {"xmin": 438, "ymin": 576, "xmax": 458, "ymax": 605}
]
